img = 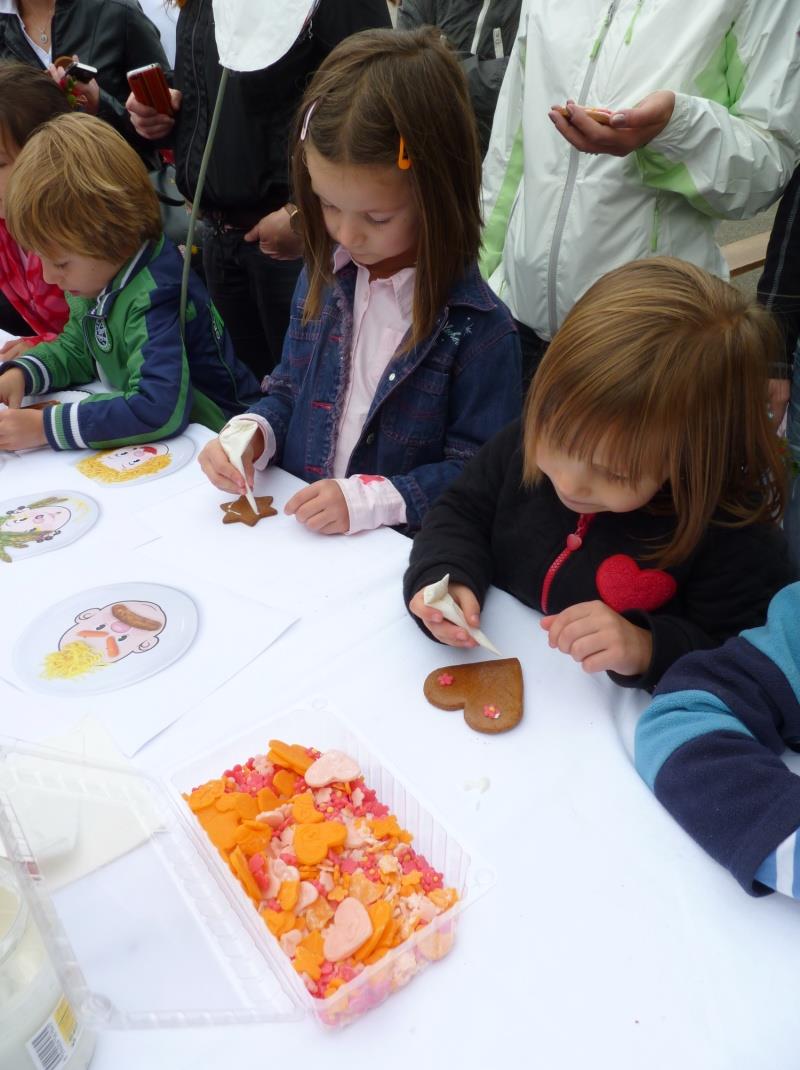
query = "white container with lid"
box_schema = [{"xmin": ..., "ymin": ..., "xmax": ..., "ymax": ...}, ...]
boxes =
[{"xmin": 0, "ymin": 858, "xmax": 95, "ymax": 1070}]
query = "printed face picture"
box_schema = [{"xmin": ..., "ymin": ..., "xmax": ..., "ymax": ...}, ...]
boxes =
[
  {"xmin": 13, "ymin": 582, "xmax": 198, "ymax": 696},
  {"xmin": 0, "ymin": 492, "xmax": 99, "ymax": 563},
  {"xmin": 73, "ymin": 436, "xmax": 195, "ymax": 487}
]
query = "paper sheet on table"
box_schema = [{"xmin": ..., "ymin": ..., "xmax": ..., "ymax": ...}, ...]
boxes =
[
  {"xmin": 423, "ymin": 573, "xmax": 502, "ymax": 655},
  {"xmin": 212, "ymin": 0, "xmax": 317, "ymax": 72},
  {"xmin": 0, "ymin": 718, "xmax": 162, "ymax": 890},
  {"xmin": 219, "ymin": 418, "xmax": 257, "ymax": 512},
  {"xmin": 0, "ymin": 550, "xmax": 297, "ymax": 755}
]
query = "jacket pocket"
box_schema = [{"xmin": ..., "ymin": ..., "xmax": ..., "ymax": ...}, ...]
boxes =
[{"xmin": 381, "ymin": 365, "xmax": 450, "ymax": 447}]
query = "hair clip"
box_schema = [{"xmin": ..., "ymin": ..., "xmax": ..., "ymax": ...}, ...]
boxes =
[
  {"xmin": 397, "ymin": 136, "xmax": 411, "ymax": 170},
  {"xmin": 300, "ymin": 99, "xmax": 318, "ymax": 142}
]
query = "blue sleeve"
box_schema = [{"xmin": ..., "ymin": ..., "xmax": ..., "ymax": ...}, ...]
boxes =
[
  {"xmin": 391, "ymin": 318, "xmax": 522, "ymax": 532},
  {"xmin": 43, "ymin": 284, "xmax": 193, "ymax": 450},
  {"xmin": 635, "ymin": 582, "xmax": 800, "ymax": 894}
]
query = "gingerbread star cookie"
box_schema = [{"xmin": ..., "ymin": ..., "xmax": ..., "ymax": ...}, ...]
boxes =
[
  {"xmin": 220, "ymin": 494, "xmax": 277, "ymax": 527},
  {"xmin": 423, "ymin": 657, "xmax": 523, "ymax": 735}
]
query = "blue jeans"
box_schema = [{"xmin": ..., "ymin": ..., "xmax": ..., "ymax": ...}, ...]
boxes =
[{"xmin": 784, "ymin": 345, "xmax": 800, "ymax": 570}]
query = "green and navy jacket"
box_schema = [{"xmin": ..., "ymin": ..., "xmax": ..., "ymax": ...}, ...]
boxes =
[
  {"xmin": 636, "ymin": 582, "xmax": 800, "ymax": 898},
  {"xmin": 9, "ymin": 236, "xmax": 261, "ymax": 450}
]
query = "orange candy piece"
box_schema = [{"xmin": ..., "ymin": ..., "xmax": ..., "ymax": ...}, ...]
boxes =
[
  {"xmin": 196, "ymin": 808, "xmax": 241, "ymax": 851},
  {"xmin": 353, "ymin": 900, "xmax": 393, "ymax": 962},
  {"xmin": 369, "ymin": 815, "xmax": 403, "ymax": 840},
  {"xmin": 272, "ymin": 769, "xmax": 297, "ymax": 798},
  {"xmin": 229, "ymin": 846, "xmax": 261, "ymax": 902},
  {"xmin": 278, "ymin": 879, "xmax": 300, "ymax": 911},
  {"xmin": 261, "ymin": 909, "xmax": 298, "ymax": 937},
  {"xmin": 257, "ymin": 786, "xmax": 281, "ymax": 812},
  {"xmin": 233, "ymin": 825, "xmax": 273, "ymax": 856},
  {"xmin": 185, "ymin": 779, "xmax": 224, "ymax": 812},
  {"xmin": 291, "ymin": 791, "xmax": 324, "ymax": 824},
  {"xmin": 215, "ymin": 791, "xmax": 259, "ymax": 819},
  {"xmin": 268, "ymin": 739, "xmax": 314, "ymax": 775},
  {"xmin": 294, "ymin": 820, "xmax": 347, "ymax": 865}
]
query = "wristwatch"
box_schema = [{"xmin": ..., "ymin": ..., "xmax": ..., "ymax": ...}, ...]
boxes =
[{"xmin": 284, "ymin": 202, "xmax": 303, "ymax": 237}]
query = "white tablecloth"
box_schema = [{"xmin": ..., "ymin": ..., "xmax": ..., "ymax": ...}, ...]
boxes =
[{"xmin": 2, "ymin": 423, "xmax": 798, "ymax": 1070}]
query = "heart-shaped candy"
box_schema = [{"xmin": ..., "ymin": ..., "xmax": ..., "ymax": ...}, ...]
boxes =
[
  {"xmin": 595, "ymin": 554, "xmax": 677, "ymax": 613},
  {"xmin": 423, "ymin": 658, "xmax": 523, "ymax": 734},
  {"xmin": 305, "ymin": 749, "xmax": 361, "ymax": 788},
  {"xmin": 323, "ymin": 896, "xmax": 373, "ymax": 962}
]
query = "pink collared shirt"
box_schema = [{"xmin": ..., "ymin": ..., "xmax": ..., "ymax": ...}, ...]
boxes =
[{"xmin": 229, "ymin": 247, "xmax": 414, "ymax": 533}]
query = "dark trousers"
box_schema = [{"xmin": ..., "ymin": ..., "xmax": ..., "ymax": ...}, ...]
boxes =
[
  {"xmin": 514, "ymin": 318, "xmax": 549, "ymax": 393},
  {"xmin": 202, "ymin": 228, "xmax": 302, "ymax": 381}
]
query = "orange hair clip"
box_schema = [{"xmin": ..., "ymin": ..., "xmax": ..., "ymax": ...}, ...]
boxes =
[{"xmin": 397, "ymin": 136, "xmax": 411, "ymax": 170}]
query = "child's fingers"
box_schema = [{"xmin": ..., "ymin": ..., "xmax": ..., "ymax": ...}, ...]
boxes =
[
  {"xmin": 198, "ymin": 441, "xmax": 245, "ymax": 494},
  {"xmin": 409, "ymin": 591, "xmax": 443, "ymax": 625},
  {"xmin": 426, "ymin": 620, "xmax": 478, "ymax": 647},
  {"xmin": 541, "ymin": 603, "xmax": 594, "ymax": 649},
  {"xmin": 284, "ymin": 484, "xmax": 318, "ymax": 517},
  {"xmin": 449, "ymin": 583, "xmax": 481, "ymax": 628}
]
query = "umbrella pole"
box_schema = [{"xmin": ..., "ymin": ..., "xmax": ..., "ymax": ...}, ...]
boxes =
[{"xmin": 179, "ymin": 64, "xmax": 230, "ymax": 338}]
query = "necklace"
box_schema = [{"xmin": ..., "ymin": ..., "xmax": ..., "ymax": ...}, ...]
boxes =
[{"xmin": 20, "ymin": 3, "xmax": 54, "ymax": 46}]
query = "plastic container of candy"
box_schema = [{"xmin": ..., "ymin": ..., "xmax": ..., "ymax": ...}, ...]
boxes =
[{"xmin": 0, "ymin": 700, "xmax": 493, "ymax": 1032}]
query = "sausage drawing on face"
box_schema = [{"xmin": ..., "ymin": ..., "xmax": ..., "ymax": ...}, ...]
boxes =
[{"xmin": 111, "ymin": 603, "xmax": 162, "ymax": 631}]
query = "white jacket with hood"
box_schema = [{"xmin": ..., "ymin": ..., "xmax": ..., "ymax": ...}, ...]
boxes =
[{"xmin": 480, "ymin": 0, "xmax": 800, "ymax": 338}]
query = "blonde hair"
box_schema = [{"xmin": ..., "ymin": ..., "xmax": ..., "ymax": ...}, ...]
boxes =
[
  {"xmin": 5, "ymin": 112, "xmax": 161, "ymax": 259},
  {"xmin": 291, "ymin": 28, "xmax": 482, "ymax": 349},
  {"xmin": 524, "ymin": 257, "xmax": 786, "ymax": 567},
  {"xmin": 76, "ymin": 451, "xmax": 171, "ymax": 484}
]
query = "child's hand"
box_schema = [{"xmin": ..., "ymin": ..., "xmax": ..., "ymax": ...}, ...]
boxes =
[
  {"xmin": 198, "ymin": 432, "xmax": 261, "ymax": 495},
  {"xmin": 0, "ymin": 368, "xmax": 25, "ymax": 408},
  {"xmin": 540, "ymin": 600, "xmax": 653, "ymax": 677},
  {"xmin": 0, "ymin": 408, "xmax": 46, "ymax": 450},
  {"xmin": 409, "ymin": 582, "xmax": 481, "ymax": 647},
  {"xmin": 284, "ymin": 480, "xmax": 350, "ymax": 534},
  {"xmin": 0, "ymin": 338, "xmax": 35, "ymax": 363}
]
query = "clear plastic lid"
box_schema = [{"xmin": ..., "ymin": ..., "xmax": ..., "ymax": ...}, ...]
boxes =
[{"xmin": 0, "ymin": 741, "xmax": 302, "ymax": 1028}]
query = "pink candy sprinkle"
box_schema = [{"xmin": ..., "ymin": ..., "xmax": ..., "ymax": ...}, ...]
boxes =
[
  {"xmin": 437, "ymin": 672, "xmax": 454, "ymax": 686},
  {"xmin": 482, "ymin": 704, "xmax": 501, "ymax": 720}
]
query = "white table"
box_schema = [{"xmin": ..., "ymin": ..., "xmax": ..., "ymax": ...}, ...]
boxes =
[{"xmin": 3, "ymin": 429, "xmax": 799, "ymax": 1070}]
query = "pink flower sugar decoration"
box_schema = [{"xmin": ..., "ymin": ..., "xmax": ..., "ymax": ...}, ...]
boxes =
[
  {"xmin": 482, "ymin": 705, "xmax": 501, "ymax": 720},
  {"xmin": 437, "ymin": 672, "xmax": 454, "ymax": 686}
]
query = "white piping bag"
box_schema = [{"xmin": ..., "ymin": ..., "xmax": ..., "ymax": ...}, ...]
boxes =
[
  {"xmin": 423, "ymin": 574, "xmax": 502, "ymax": 656},
  {"xmin": 219, "ymin": 420, "xmax": 258, "ymax": 513}
]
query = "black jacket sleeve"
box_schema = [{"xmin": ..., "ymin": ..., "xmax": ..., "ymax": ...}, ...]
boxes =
[
  {"xmin": 758, "ymin": 165, "xmax": 800, "ymax": 376},
  {"xmin": 611, "ymin": 520, "xmax": 796, "ymax": 691},
  {"xmin": 403, "ymin": 420, "xmax": 522, "ymax": 625}
]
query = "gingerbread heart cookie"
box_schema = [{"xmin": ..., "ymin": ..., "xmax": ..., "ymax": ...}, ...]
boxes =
[
  {"xmin": 423, "ymin": 658, "xmax": 523, "ymax": 735},
  {"xmin": 220, "ymin": 495, "xmax": 277, "ymax": 527}
]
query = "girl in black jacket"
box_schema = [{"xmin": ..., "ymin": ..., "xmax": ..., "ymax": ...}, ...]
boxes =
[{"xmin": 405, "ymin": 257, "xmax": 794, "ymax": 690}]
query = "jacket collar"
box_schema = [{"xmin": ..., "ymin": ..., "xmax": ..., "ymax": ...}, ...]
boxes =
[{"xmin": 91, "ymin": 236, "xmax": 162, "ymax": 318}]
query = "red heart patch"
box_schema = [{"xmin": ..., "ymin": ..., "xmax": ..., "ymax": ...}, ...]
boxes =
[{"xmin": 595, "ymin": 554, "xmax": 677, "ymax": 613}]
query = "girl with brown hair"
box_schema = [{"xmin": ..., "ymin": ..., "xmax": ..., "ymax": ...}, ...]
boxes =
[
  {"xmin": 199, "ymin": 28, "xmax": 520, "ymax": 537},
  {"xmin": 406, "ymin": 257, "xmax": 794, "ymax": 690}
]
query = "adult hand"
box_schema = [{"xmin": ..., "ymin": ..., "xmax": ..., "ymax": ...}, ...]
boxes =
[
  {"xmin": 0, "ymin": 338, "xmax": 36, "ymax": 363},
  {"xmin": 198, "ymin": 431, "xmax": 261, "ymax": 496},
  {"xmin": 284, "ymin": 479, "xmax": 350, "ymax": 534},
  {"xmin": 541, "ymin": 600, "xmax": 653, "ymax": 676},
  {"xmin": 244, "ymin": 208, "xmax": 304, "ymax": 261},
  {"xmin": 408, "ymin": 581, "xmax": 481, "ymax": 648},
  {"xmin": 0, "ymin": 368, "xmax": 26, "ymax": 408},
  {"xmin": 0, "ymin": 408, "xmax": 46, "ymax": 450},
  {"xmin": 767, "ymin": 378, "xmax": 790, "ymax": 428},
  {"xmin": 49, "ymin": 59, "xmax": 99, "ymax": 114},
  {"xmin": 548, "ymin": 90, "xmax": 676, "ymax": 157},
  {"xmin": 126, "ymin": 88, "xmax": 182, "ymax": 139}
]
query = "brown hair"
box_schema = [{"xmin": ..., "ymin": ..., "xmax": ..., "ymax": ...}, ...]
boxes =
[
  {"xmin": 523, "ymin": 257, "xmax": 786, "ymax": 567},
  {"xmin": 0, "ymin": 62, "xmax": 70, "ymax": 154},
  {"xmin": 291, "ymin": 27, "xmax": 482, "ymax": 348},
  {"xmin": 5, "ymin": 112, "xmax": 161, "ymax": 260}
]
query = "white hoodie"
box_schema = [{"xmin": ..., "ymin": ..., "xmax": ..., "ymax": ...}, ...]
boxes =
[{"xmin": 480, "ymin": 0, "xmax": 800, "ymax": 338}]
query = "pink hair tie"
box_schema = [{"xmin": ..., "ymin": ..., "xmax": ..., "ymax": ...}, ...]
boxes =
[{"xmin": 300, "ymin": 98, "xmax": 318, "ymax": 141}]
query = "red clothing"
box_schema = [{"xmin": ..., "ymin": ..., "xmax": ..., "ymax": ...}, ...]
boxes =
[{"xmin": 0, "ymin": 219, "xmax": 68, "ymax": 344}]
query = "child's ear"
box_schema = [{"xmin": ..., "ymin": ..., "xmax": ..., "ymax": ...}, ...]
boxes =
[
  {"xmin": 76, "ymin": 608, "xmax": 99, "ymax": 622},
  {"xmin": 135, "ymin": 636, "xmax": 159, "ymax": 654}
]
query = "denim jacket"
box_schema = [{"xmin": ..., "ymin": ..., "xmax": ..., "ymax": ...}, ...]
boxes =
[{"xmin": 248, "ymin": 259, "xmax": 521, "ymax": 532}]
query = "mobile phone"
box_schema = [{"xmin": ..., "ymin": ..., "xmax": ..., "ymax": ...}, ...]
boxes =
[
  {"xmin": 54, "ymin": 55, "xmax": 97, "ymax": 81},
  {"xmin": 127, "ymin": 63, "xmax": 173, "ymax": 116},
  {"xmin": 554, "ymin": 104, "xmax": 613, "ymax": 125}
]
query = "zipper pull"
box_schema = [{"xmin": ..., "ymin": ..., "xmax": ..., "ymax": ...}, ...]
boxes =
[{"xmin": 566, "ymin": 532, "xmax": 582, "ymax": 551}]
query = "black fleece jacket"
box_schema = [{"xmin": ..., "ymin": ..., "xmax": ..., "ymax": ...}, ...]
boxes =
[{"xmin": 403, "ymin": 421, "xmax": 794, "ymax": 691}]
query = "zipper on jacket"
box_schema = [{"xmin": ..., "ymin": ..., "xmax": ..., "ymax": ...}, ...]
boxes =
[
  {"xmin": 470, "ymin": 0, "xmax": 492, "ymax": 54},
  {"xmin": 546, "ymin": 1, "xmax": 620, "ymax": 337},
  {"xmin": 541, "ymin": 512, "xmax": 596, "ymax": 614}
]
